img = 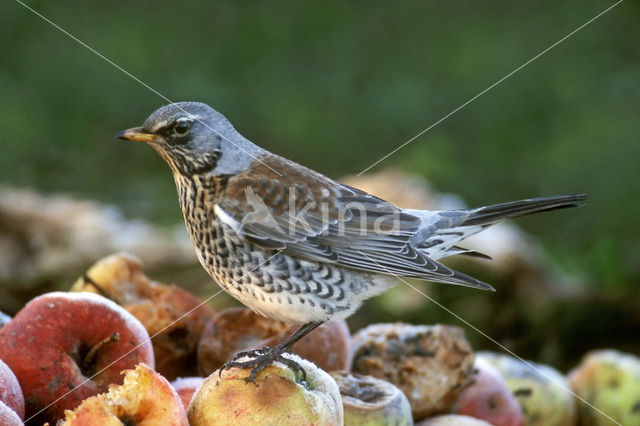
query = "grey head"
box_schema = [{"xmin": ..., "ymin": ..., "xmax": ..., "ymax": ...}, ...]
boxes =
[{"xmin": 117, "ymin": 102, "xmax": 263, "ymax": 176}]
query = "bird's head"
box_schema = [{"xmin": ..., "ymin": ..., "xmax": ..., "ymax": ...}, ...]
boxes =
[{"xmin": 117, "ymin": 102, "xmax": 261, "ymax": 176}]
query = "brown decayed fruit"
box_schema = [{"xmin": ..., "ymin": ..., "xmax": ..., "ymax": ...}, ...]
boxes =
[
  {"xmin": 330, "ymin": 371, "xmax": 413, "ymax": 425},
  {"xmin": 198, "ymin": 307, "xmax": 350, "ymax": 375},
  {"xmin": 189, "ymin": 354, "xmax": 343, "ymax": 425},
  {"xmin": 351, "ymin": 323, "xmax": 475, "ymax": 420},
  {"xmin": 71, "ymin": 252, "xmax": 215, "ymax": 380},
  {"xmin": 0, "ymin": 291, "xmax": 154, "ymax": 424},
  {"xmin": 58, "ymin": 363, "xmax": 188, "ymax": 426}
]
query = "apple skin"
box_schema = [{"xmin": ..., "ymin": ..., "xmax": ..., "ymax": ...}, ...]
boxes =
[
  {"xmin": 478, "ymin": 351, "xmax": 576, "ymax": 426},
  {"xmin": 0, "ymin": 291, "xmax": 154, "ymax": 424},
  {"xmin": 170, "ymin": 376, "xmax": 205, "ymax": 410},
  {"xmin": 188, "ymin": 354, "xmax": 343, "ymax": 425},
  {"xmin": 568, "ymin": 349, "xmax": 640, "ymax": 426},
  {"xmin": 198, "ymin": 307, "xmax": 350, "ymax": 375},
  {"xmin": 58, "ymin": 363, "xmax": 188, "ymax": 426},
  {"xmin": 0, "ymin": 401, "xmax": 23, "ymax": 426},
  {"xmin": 0, "ymin": 359, "xmax": 24, "ymax": 420},
  {"xmin": 454, "ymin": 357, "xmax": 524, "ymax": 426}
]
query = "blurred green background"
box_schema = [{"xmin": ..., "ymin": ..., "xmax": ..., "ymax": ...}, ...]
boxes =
[{"xmin": 2, "ymin": 1, "xmax": 639, "ymax": 367}]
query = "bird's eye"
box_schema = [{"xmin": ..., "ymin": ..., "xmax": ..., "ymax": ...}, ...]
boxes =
[{"xmin": 173, "ymin": 121, "xmax": 190, "ymax": 135}]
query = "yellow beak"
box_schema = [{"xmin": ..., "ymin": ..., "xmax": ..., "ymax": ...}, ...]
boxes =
[{"xmin": 116, "ymin": 127, "xmax": 160, "ymax": 143}]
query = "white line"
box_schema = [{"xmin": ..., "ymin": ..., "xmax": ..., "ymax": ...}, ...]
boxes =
[
  {"xmin": 12, "ymin": 0, "xmax": 283, "ymax": 177},
  {"xmin": 355, "ymin": 249, "xmax": 622, "ymax": 425},
  {"xmin": 26, "ymin": 249, "xmax": 285, "ymax": 423},
  {"xmin": 357, "ymin": 0, "xmax": 624, "ymax": 176}
]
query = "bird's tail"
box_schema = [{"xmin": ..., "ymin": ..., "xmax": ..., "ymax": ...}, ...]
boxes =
[{"xmin": 461, "ymin": 194, "xmax": 587, "ymax": 227}]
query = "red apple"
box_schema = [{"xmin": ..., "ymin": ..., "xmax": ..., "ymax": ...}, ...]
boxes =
[
  {"xmin": 0, "ymin": 291, "xmax": 154, "ymax": 424},
  {"xmin": 170, "ymin": 376, "xmax": 205, "ymax": 410},
  {"xmin": 0, "ymin": 359, "xmax": 24, "ymax": 420},
  {"xmin": 58, "ymin": 363, "xmax": 187, "ymax": 425},
  {"xmin": 454, "ymin": 357, "xmax": 524, "ymax": 426},
  {"xmin": 71, "ymin": 252, "xmax": 215, "ymax": 380}
]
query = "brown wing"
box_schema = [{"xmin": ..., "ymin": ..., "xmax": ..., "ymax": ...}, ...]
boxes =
[{"xmin": 217, "ymin": 153, "xmax": 491, "ymax": 288}]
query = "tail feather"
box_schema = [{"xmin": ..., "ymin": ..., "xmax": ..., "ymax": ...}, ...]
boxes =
[{"xmin": 462, "ymin": 194, "xmax": 587, "ymax": 227}]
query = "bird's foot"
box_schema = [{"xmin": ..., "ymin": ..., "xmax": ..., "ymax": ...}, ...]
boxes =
[{"xmin": 220, "ymin": 346, "xmax": 306, "ymax": 385}]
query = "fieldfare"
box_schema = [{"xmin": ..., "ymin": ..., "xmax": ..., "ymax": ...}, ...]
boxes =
[{"xmin": 118, "ymin": 102, "xmax": 585, "ymax": 382}]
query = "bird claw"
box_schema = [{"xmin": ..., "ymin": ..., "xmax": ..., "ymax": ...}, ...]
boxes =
[{"xmin": 219, "ymin": 346, "xmax": 307, "ymax": 384}]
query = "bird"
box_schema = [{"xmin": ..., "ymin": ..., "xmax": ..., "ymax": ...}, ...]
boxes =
[{"xmin": 117, "ymin": 101, "xmax": 586, "ymax": 382}]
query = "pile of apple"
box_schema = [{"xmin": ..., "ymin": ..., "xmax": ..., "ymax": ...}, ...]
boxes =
[{"xmin": 1, "ymin": 253, "xmax": 639, "ymax": 425}]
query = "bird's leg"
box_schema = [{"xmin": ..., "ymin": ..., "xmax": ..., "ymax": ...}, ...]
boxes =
[{"xmin": 220, "ymin": 321, "xmax": 323, "ymax": 384}]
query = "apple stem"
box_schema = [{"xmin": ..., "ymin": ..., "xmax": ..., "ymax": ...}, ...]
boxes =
[
  {"xmin": 83, "ymin": 332, "xmax": 120, "ymax": 370},
  {"xmin": 82, "ymin": 274, "xmax": 113, "ymax": 299}
]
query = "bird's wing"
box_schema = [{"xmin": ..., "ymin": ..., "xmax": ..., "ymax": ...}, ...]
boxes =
[{"xmin": 215, "ymin": 154, "xmax": 492, "ymax": 290}]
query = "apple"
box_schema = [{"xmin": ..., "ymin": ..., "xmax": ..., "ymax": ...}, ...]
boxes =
[
  {"xmin": 58, "ymin": 363, "xmax": 188, "ymax": 425},
  {"xmin": 351, "ymin": 323, "xmax": 475, "ymax": 420},
  {"xmin": 478, "ymin": 351, "xmax": 576, "ymax": 426},
  {"xmin": 170, "ymin": 376, "xmax": 205, "ymax": 410},
  {"xmin": 0, "ymin": 291, "xmax": 154, "ymax": 424},
  {"xmin": 417, "ymin": 414, "xmax": 492, "ymax": 425},
  {"xmin": 198, "ymin": 307, "xmax": 350, "ymax": 375},
  {"xmin": 330, "ymin": 371, "xmax": 412, "ymax": 425},
  {"xmin": 454, "ymin": 356, "xmax": 524, "ymax": 426},
  {"xmin": 71, "ymin": 252, "xmax": 215, "ymax": 379},
  {"xmin": 0, "ymin": 359, "xmax": 24, "ymax": 420},
  {"xmin": 188, "ymin": 353, "xmax": 343, "ymax": 425},
  {"xmin": 568, "ymin": 349, "xmax": 640, "ymax": 426},
  {"xmin": 0, "ymin": 401, "xmax": 23, "ymax": 426}
]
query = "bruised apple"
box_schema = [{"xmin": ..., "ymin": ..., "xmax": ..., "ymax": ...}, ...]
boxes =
[
  {"xmin": 59, "ymin": 363, "xmax": 187, "ymax": 425},
  {"xmin": 330, "ymin": 371, "xmax": 412, "ymax": 426},
  {"xmin": 189, "ymin": 354, "xmax": 342, "ymax": 425},
  {"xmin": 0, "ymin": 292, "xmax": 154, "ymax": 424},
  {"xmin": 351, "ymin": 323, "xmax": 475, "ymax": 420}
]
